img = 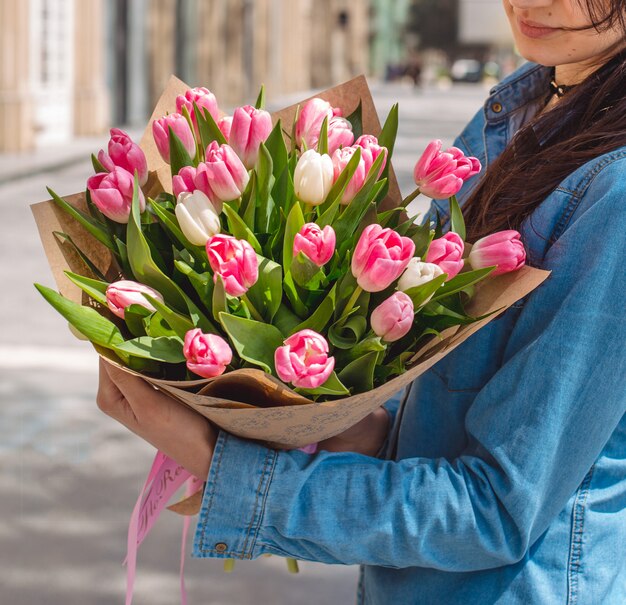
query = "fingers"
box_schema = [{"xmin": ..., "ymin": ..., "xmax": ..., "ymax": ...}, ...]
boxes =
[{"xmin": 97, "ymin": 359, "xmax": 139, "ymax": 428}]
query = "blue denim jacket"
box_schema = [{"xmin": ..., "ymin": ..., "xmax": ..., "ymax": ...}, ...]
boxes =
[{"xmin": 193, "ymin": 63, "xmax": 626, "ymax": 605}]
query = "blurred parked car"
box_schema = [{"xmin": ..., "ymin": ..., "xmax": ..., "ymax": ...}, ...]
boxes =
[{"xmin": 450, "ymin": 59, "xmax": 483, "ymax": 83}]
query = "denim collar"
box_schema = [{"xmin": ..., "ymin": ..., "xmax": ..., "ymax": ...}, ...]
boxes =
[{"xmin": 483, "ymin": 63, "xmax": 552, "ymax": 122}]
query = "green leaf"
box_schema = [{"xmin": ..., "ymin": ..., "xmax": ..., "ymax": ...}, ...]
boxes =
[
  {"xmin": 291, "ymin": 284, "xmax": 336, "ymax": 335},
  {"xmin": 168, "ymin": 126, "xmax": 194, "ymax": 177},
  {"xmin": 296, "ymin": 372, "xmax": 350, "ymax": 397},
  {"xmin": 282, "ymin": 203, "xmax": 305, "ymax": 274},
  {"xmin": 449, "ymin": 195, "xmax": 466, "ymax": 241},
  {"xmin": 404, "ymin": 274, "xmax": 448, "ymax": 308},
  {"xmin": 34, "ymin": 284, "xmax": 126, "ymax": 360},
  {"xmin": 246, "ymin": 255, "xmax": 283, "ymax": 322},
  {"xmin": 219, "ymin": 312, "xmax": 285, "ymax": 374},
  {"xmin": 318, "ymin": 116, "xmax": 329, "ymax": 155},
  {"xmin": 143, "ymin": 294, "xmax": 194, "ymax": 340},
  {"xmin": 113, "ymin": 336, "xmax": 185, "ymax": 363},
  {"xmin": 273, "ymin": 303, "xmax": 301, "ymax": 337},
  {"xmin": 430, "ymin": 267, "xmax": 494, "ymax": 302},
  {"xmin": 194, "ymin": 102, "xmax": 227, "ymax": 150},
  {"xmin": 338, "ymin": 351, "xmax": 378, "ymax": 393},
  {"xmin": 124, "ymin": 304, "xmax": 151, "ymax": 337},
  {"xmin": 345, "ymin": 101, "xmax": 363, "ymax": 140},
  {"xmin": 409, "ymin": 221, "xmax": 434, "ymax": 258},
  {"xmin": 328, "ymin": 314, "xmax": 367, "ymax": 350},
  {"xmin": 53, "ymin": 232, "xmax": 107, "ymax": 280},
  {"xmin": 283, "ymin": 271, "xmax": 309, "ymax": 318},
  {"xmin": 212, "ymin": 275, "xmax": 228, "ymax": 325},
  {"xmin": 255, "ymin": 143, "xmax": 275, "ymax": 232},
  {"xmin": 47, "ymin": 187, "xmax": 116, "ymax": 252},
  {"xmin": 143, "ymin": 312, "xmax": 178, "ymax": 338},
  {"xmin": 91, "ymin": 153, "xmax": 107, "ymax": 174},
  {"xmin": 291, "ymin": 251, "xmax": 325, "ymax": 290},
  {"xmin": 222, "ymin": 204, "xmax": 262, "ymax": 254},
  {"xmin": 265, "ymin": 120, "xmax": 289, "ymax": 180},
  {"xmin": 175, "ymin": 260, "xmax": 213, "ymax": 302},
  {"xmin": 255, "ymin": 84, "xmax": 266, "ymax": 109},
  {"xmin": 126, "ymin": 174, "xmax": 187, "ymax": 311},
  {"xmin": 64, "ymin": 271, "xmax": 109, "ymax": 306},
  {"xmin": 378, "ymin": 103, "xmax": 399, "ymax": 160}
]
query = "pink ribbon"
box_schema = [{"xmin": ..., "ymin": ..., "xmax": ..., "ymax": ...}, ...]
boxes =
[{"xmin": 124, "ymin": 451, "xmax": 200, "ymax": 605}]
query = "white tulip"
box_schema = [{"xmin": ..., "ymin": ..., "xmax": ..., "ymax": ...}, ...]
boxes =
[
  {"xmin": 397, "ymin": 258, "xmax": 444, "ymax": 296},
  {"xmin": 294, "ymin": 149, "xmax": 334, "ymax": 205},
  {"xmin": 175, "ymin": 190, "xmax": 221, "ymax": 246}
]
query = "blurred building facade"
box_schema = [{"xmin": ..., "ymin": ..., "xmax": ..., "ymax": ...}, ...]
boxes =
[{"xmin": 0, "ymin": 0, "xmax": 370, "ymax": 152}]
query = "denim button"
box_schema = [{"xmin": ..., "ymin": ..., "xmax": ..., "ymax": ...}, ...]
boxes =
[{"xmin": 215, "ymin": 542, "xmax": 228, "ymax": 552}]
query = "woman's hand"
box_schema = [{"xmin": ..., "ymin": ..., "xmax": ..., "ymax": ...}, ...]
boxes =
[
  {"xmin": 96, "ymin": 359, "xmax": 217, "ymax": 479},
  {"xmin": 318, "ymin": 407, "xmax": 391, "ymax": 457}
]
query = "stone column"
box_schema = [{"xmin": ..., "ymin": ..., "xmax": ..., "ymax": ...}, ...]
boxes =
[
  {"xmin": 0, "ymin": 0, "xmax": 34, "ymax": 152},
  {"xmin": 73, "ymin": 0, "xmax": 109, "ymax": 136}
]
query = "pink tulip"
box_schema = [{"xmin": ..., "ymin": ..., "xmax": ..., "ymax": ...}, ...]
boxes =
[
  {"xmin": 152, "ymin": 113, "xmax": 196, "ymax": 164},
  {"xmin": 172, "ymin": 165, "xmax": 199, "ymax": 198},
  {"xmin": 468, "ymin": 230, "xmax": 526, "ymax": 276},
  {"xmin": 327, "ymin": 116, "xmax": 355, "ymax": 154},
  {"xmin": 293, "ymin": 223, "xmax": 336, "ymax": 267},
  {"xmin": 183, "ymin": 328, "xmax": 232, "ymax": 378},
  {"xmin": 176, "ymin": 87, "xmax": 220, "ymax": 137},
  {"xmin": 274, "ymin": 329, "xmax": 335, "ymax": 389},
  {"xmin": 218, "ymin": 116, "xmax": 233, "ymax": 141},
  {"xmin": 370, "ymin": 291, "xmax": 414, "ymax": 343},
  {"xmin": 425, "ymin": 232, "xmax": 465, "ymax": 280},
  {"xmin": 351, "ymin": 224, "xmax": 416, "ymax": 292},
  {"xmin": 206, "ymin": 234, "xmax": 259, "ymax": 297},
  {"xmin": 87, "ymin": 167, "xmax": 145, "ymax": 223},
  {"xmin": 295, "ymin": 98, "xmax": 353, "ymax": 153},
  {"xmin": 105, "ymin": 280, "xmax": 163, "ymax": 319},
  {"xmin": 413, "ymin": 140, "xmax": 481, "ymax": 199},
  {"xmin": 196, "ymin": 141, "xmax": 249, "ymax": 204},
  {"xmin": 229, "ymin": 105, "xmax": 273, "ymax": 169},
  {"xmin": 97, "ymin": 128, "xmax": 148, "ymax": 186},
  {"xmin": 332, "ymin": 137, "xmax": 387, "ymax": 204}
]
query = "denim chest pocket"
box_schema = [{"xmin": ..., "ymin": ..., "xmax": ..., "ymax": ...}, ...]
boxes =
[{"xmin": 431, "ymin": 304, "xmax": 525, "ymax": 392}]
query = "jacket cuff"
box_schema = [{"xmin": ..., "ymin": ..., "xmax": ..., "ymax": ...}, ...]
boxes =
[{"xmin": 192, "ymin": 431, "xmax": 277, "ymax": 560}]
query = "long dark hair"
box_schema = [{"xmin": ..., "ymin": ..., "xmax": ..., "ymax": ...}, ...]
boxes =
[{"xmin": 463, "ymin": 0, "xmax": 626, "ymax": 242}]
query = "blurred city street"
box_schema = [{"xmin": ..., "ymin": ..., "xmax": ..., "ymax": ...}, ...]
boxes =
[{"xmin": 0, "ymin": 81, "xmax": 488, "ymax": 605}]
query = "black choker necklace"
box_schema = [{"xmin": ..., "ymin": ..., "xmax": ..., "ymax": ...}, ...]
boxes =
[{"xmin": 549, "ymin": 74, "xmax": 577, "ymax": 98}]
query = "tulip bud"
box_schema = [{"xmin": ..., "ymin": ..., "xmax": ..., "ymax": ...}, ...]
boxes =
[
  {"xmin": 413, "ymin": 140, "xmax": 481, "ymax": 199},
  {"xmin": 295, "ymin": 98, "xmax": 334, "ymax": 151},
  {"xmin": 351, "ymin": 224, "xmax": 416, "ymax": 292},
  {"xmin": 105, "ymin": 280, "xmax": 164, "ymax": 319},
  {"xmin": 294, "ymin": 149, "xmax": 334, "ymax": 205},
  {"xmin": 176, "ymin": 87, "xmax": 220, "ymax": 137},
  {"xmin": 87, "ymin": 167, "xmax": 145, "ymax": 223},
  {"xmin": 196, "ymin": 141, "xmax": 249, "ymax": 205},
  {"xmin": 172, "ymin": 165, "xmax": 198, "ymax": 199},
  {"xmin": 293, "ymin": 223, "xmax": 336, "ymax": 267},
  {"xmin": 327, "ymin": 116, "xmax": 355, "ymax": 154},
  {"xmin": 370, "ymin": 292, "xmax": 414, "ymax": 343},
  {"xmin": 468, "ymin": 230, "xmax": 526, "ymax": 276},
  {"xmin": 152, "ymin": 113, "xmax": 196, "ymax": 164},
  {"xmin": 397, "ymin": 258, "xmax": 445, "ymax": 292},
  {"xmin": 206, "ymin": 234, "xmax": 259, "ymax": 297},
  {"xmin": 175, "ymin": 191, "xmax": 221, "ymax": 246},
  {"xmin": 97, "ymin": 129, "xmax": 149, "ymax": 186},
  {"xmin": 183, "ymin": 328, "xmax": 232, "ymax": 378},
  {"xmin": 218, "ymin": 116, "xmax": 233, "ymax": 141},
  {"xmin": 274, "ymin": 329, "xmax": 335, "ymax": 389},
  {"xmin": 229, "ymin": 105, "xmax": 273, "ymax": 169},
  {"xmin": 425, "ymin": 232, "xmax": 465, "ymax": 281}
]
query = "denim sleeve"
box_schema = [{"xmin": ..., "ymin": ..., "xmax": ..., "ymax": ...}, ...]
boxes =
[{"xmin": 193, "ymin": 165, "xmax": 625, "ymax": 570}]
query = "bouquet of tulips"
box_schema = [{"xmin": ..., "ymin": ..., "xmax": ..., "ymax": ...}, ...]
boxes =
[{"xmin": 33, "ymin": 76, "xmax": 543, "ymax": 450}]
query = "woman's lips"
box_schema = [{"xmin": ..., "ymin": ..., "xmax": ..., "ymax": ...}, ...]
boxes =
[{"xmin": 517, "ymin": 17, "xmax": 561, "ymax": 39}]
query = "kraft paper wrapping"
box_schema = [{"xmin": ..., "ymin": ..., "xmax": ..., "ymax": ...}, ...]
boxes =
[{"xmin": 32, "ymin": 75, "xmax": 550, "ymax": 450}]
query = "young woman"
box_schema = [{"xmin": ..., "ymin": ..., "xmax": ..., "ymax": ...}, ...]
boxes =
[{"xmin": 97, "ymin": 1, "xmax": 626, "ymax": 602}]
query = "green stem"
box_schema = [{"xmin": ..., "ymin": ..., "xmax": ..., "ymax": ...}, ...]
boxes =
[
  {"xmin": 342, "ymin": 285, "xmax": 363, "ymax": 318},
  {"xmin": 223, "ymin": 559, "xmax": 235, "ymax": 573},
  {"xmin": 242, "ymin": 294, "xmax": 264, "ymax": 322},
  {"xmin": 286, "ymin": 558, "xmax": 300, "ymax": 574},
  {"xmin": 402, "ymin": 186, "xmax": 421, "ymax": 207}
]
